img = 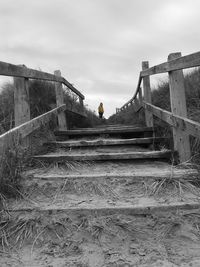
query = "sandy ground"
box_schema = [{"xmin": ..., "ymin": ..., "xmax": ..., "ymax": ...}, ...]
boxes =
[{"xmin": 1, "ymin": 211, "xmax": 200, "ymax": 266}]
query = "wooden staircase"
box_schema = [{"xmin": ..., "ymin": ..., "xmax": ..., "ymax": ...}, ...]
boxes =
[
  {"xmin": 4, "ymin": 124, "xmax": 200, "ymax": 266},
  {"xmin": 11, "ymin": 124, "xmax": 199, "ymax": 215}
]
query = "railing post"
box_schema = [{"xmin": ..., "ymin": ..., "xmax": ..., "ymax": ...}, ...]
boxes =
[
  {"xmin": 79, "ymin": 96, "xmax": 84, "ymax": 113},
  {"xmin": 138, "ymin": 87, "xmax": 142, "ymax": 106},
  {"xmin": 14, "ymin": 66, "xmax": 30, "ymax": 147},
  {"xmin": 14, "ymin": 68, "xmax": 30, "ymax": 127},
  {"xmin": 142, "ymin": 61, "xmax": 153, "ymax": 127},
  {"xmin": 54, "ymin": 70, "xmax": 67, "ymax": 130},
  {"xmin": 138, "ymin": 87, "xmax": 143, "ymax": 121},
  {"xmin": 168, "ymin": 52, "xmax": 191, "ymax": 162}
]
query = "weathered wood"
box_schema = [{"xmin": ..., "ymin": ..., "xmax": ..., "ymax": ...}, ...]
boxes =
[
  {"xmin": 65, "ymin": 106, "xmax": 87, "ymax": 117},
  {"xmin": 138, "ymin": 87, "xmax": 143, "ymax": 121},
  {"xmin": 142, "ymin": 61, "xmax": 153, "ymax": 127},
  {"xmin": 0, "ymin": 60, "xmax": 84, "ymax": 99},
  {"xmin": 7, "ymin": 201, "xmax": 200, "ymax": 216},
  {"xmin": 33, "ymin": 150, "xmax": 172, "ymax": 162},
  {"xmin": 143, "ymin": 102, "xmax": 200, "ymax": 139},
  {"xmin": 55, "ymin": 126, "xmax": 153, "ymax": 136},
  {"xmin": 30, "ymin": 168, "xmax": 199, "ymax": 182},
  {"xmin": 14, "ymin": 68, "xmax": 31, "ymax": 147},
  {"xmin": 138, "ymin": 87, "xmax": 143, "ymax": 106},
  {"xmin": 0, "ymin": 105, "xmax": 66, "ymax": 156},
  {"xmin": 133, "ymin": 97, "xmax": 142, "ymax": 112},
  {"xmin": 46, "ymin": 137, "xmax": 166, "ymax": 148},
  {"xmin": 79, "ymin": 96, "xmax": 84, "ymax": 112},
  {"xmin": 14, "ymin": 73, "xmax": 30, "ymax": 127},
  {"xmin": 168, "ymin": 53, "xmax": 191, "ymax": 162},
  {"xmin": 54, "ymin": 70, "xmax": 67, "ymax": 130},
  {"xmin": 141, "ymin": 51, "xmax": 200, "ymax": 77},
  {"xmin": 120, "ymin": 75, "xmax": 142, "ymax": 110},
  {"xmin": 120, "ymin": 51, "xmax": 200, "ymax": 113}
]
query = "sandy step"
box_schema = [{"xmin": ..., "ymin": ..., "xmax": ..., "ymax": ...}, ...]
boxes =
[
  {"xmin": 7, "ymin": 195, "xmax": 200, "ymax": 216},
  {"xmin": 46, "ymin": 137, "xmax": 165, "ymax": 148},
  {"xmin": 33, "ymin": 150, "xmax": 172, "ymax": 162},
  {"xmin": 71, "ymin": 124, "xmax": 143, "ymax": 130},
  {"xmin": 54, "ymin": 126, "xmax": 154, "ymax": 137},
  {"xmin": 25, "ymin": 161, "xmax": 182, "ymax": 177},
  {"xmin": 26, "ymin": 168, "xmax": 199, "ymax": 183}
]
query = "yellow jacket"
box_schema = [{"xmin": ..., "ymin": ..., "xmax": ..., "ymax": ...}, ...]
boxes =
[{"xmin": 98, "ymin": 105, "xmax": 104, "ymax": 113}]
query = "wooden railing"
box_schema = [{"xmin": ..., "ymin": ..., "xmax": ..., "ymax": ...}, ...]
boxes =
[
  {"xmin": 0, "ymin": 61, "xmax": 85, "ymax": 155},
  {"xmin": 117, "ymin": 51, "xmax": 200, "ymax": 162}
]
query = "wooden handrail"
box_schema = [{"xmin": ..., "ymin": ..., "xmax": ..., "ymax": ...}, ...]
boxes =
[
  {"xmin": 0, "ymin": 60, "xmax": 84, "ymax": 99},
  {"xmin": 143, "ymin": 102, "xmax": 200, "ymax": 139},
  {"xmin": 0, "ymin": 105, "xmax": 66, "ymax": 155},
  {"xmin": 141, "ymin": 51, "xmax": 200, "ymax": 77},
  {"xmin": 119, "ymin": 51, "xmax": 200, "ymax": 111},
  {"xmin": 118, "ymin": 51, "xmax": 200, "ymax": 162}
]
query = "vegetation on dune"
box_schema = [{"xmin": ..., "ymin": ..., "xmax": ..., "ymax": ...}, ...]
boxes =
[{"xmin": 0, "ymin": 79, "xmax": 101, "ymax": 199}]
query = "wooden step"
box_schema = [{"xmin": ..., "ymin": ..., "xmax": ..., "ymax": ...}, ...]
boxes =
[
  {"xmin": 26, "ymin": 168, "xmax": 198, "ymax": 183},
  {"xmin": 33, "ymin": 150, "xmax": 172, "ymax": 162},
  {"xmin": 46, "ymin": 137, "xmax": 165, "ymax": 148},
  {"xmin": 7, "ymin": 196, "xmax": 200, "ymax": 216},
  {"xmin": 54, "ymin": 126, "xmax": 154, "ymax": 137},
  {"xmin": 71, "ymin": 124, "xmax": 143, "ymax": 130}
]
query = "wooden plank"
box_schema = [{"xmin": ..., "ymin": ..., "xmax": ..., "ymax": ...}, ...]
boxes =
[
  {"xmin": 79, "ymin": 97, "xmax": 84, "ymax": 111},
  {"xmin": 61, "ymin": 77, "xmax": 84, "ymax": 99},
  {"xmin": 46, "ymin": 137, "xmax": 166, "ymax": 148},
  {"xmin": 142, "ymin": 61, "xmax": 153, "ymax": 127},
  {"xmin": 65, "ymin": 107, "xmax": 87, "ymax": 117},
  {"xmin": 33, "ymin": 150, "xmax": 172, "ymax": 162},
  {"xmin": 120, "ymin": 75, "xmax": 142, "ymax": 110},
  {"xmin": 30, "ymin": 168, "xmax": 199, "ymax": 182},
  {"xmin": 141, "ymin": 51, "xmax": 200, "ymax": 77},
  {"xmin": 7, "ymin": 198, "xmax": 200, "ymax": 216},
  {"xmin": 70, "ymin": 125, "xmax": 142, "ymax": 130},
  {"xmin": 0, "ymin": 60, "xmax": 84, "ymax": 99},
  {"xmin": 168, "ymin": 53, "xmax": 191, "ymax": 162},
  {"xmin": 14, "ymin": 74, "xmax": 30, "ymax": 127},
  {"xmin": 54, "ymin": 70, "xmax": 67, "ymax": 130},
  {"xmin": 134, "ymin": 97, "xmax": 143, "ymax": 112},
  {"xmin": 143, "ymin": 102, "xmax": 200, "ymax": 139},
  {"xmin": 0, "ymin": 105, "xmax": 66, "ymax": 155},
  {"xmin": 54, "ymin": 126, "xmax": 153, "ymax": 136}
]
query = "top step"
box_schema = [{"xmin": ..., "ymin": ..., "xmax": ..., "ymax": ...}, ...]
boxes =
[{"xmin": 55, "ymin": 126, "xmax": 154, "ymax": 138}]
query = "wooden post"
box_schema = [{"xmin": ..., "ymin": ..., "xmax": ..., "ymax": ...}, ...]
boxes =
[
  {"xmin": 79, "ymin": 96, "xmax": 84, "ymax": 113},
  {"xmin": 54, "ymin": 70, "xmax": 67, "ymax": 130},
  {"xmin": 14, "ymin": 76, "xmax": 30, "ymax": 126},
  {"xmin": 14, "ymin": 66, "xmax": 31, "ymax": 147},
  {"xmin": 138, "ymin": 87, "xmax": 143, "ymax": 106},
  {"xmin": 168, "ymin": 52, "xmax": 191, "ymax": 162},
  {"xmin": 142, "ymin": 61, "xmax": 153, "ymax": 127},
  {"xmin": 138, "ymin": 87, "xmax": 143, "ymax": 121}
]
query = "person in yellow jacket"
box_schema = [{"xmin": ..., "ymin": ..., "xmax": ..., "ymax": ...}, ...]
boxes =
[{"xmin": 98, "ymin": 102, "xmax": 104, "ymax": 118}]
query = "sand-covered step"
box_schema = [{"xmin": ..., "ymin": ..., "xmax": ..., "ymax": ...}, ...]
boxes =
[
  {"xmin": 6, "ymin": 193, "xmax": 200, "ymax": 216},
  {"xmin": 54, "ymin": 126, "xmax": 153, "ymax": 137},
  {"xmin": 46, "ymin": 137, "xmax": 165, "ymax": 148},
  {"xmin": 25, "ymin": 161, "xmax": 189, "ymax": 178},
  {"xmin": 33, "ymin": 150, "xmax": 172, "ymax": 162},
  {"xmin": 71, "ymin": 124, "xmax": 143, "ymax": 130},
  {"xmin": 25, "ymin": 169, "xmax": 199, "ymax": 184}
]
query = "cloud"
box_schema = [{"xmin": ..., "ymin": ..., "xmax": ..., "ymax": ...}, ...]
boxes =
[{"xmin": 0, "ymin": 0, "xmax": 200, "ymax": 116}]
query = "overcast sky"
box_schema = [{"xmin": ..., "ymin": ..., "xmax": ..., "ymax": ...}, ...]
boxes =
[{"xmin": 0, "ymin": 0, "xmax": 200, "ymax": 117}]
